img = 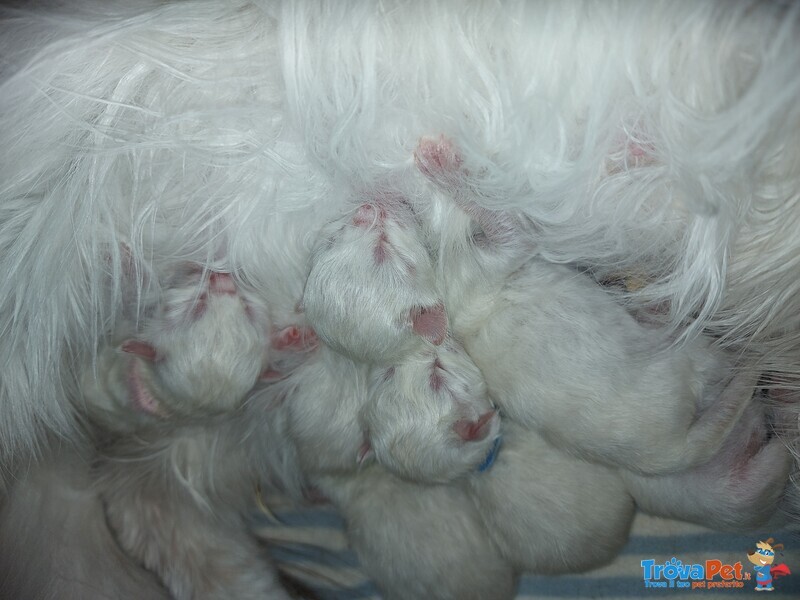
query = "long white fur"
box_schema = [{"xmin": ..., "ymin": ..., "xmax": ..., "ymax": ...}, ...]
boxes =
[
  {"xmin": 2, "ymin": 0, "xmax": 799, "ymax": 481},
  {"xmin": 2, "ymin": 0, "xmax": 800, "ymax": 595}
]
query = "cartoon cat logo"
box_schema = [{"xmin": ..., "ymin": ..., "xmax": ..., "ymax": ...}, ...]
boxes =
[{"xmin": 747, "ymin": 538, "xmax": 791, "ymax": 592}]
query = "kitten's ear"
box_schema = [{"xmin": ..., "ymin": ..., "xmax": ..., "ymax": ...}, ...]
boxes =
[
  {"xmin": 121, "ymin": 340, "xmax": 158, "ymax": 361},
  {"xmin": 453, "ymin": 411, "xmax": 496, "ymax": 442},
  {"xmin": 410, "ymin": 303, "xmax": 448, "ymax": 345},
  {"xmin": 259, "ymin": 367, "xmax": 285, "ymax": 383},
  {"xmin": 271, "ymin": 325, "xmax": 318, "ymax": 351},
  {"xmin": 356, "ymin": 440, "xmax": 374, "ymax": 466}
]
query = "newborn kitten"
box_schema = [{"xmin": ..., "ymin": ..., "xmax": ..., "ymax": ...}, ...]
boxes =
[
  {"xmin": 415, "ymin": 134, "xmax": 756, "ymax": 475},
  {"xmin": 71, "ymin": 265, "xmax": 317, "ymax": 600},
  {"xmin": 302, "ymin": 198, "xmax": 447, "ymax": 364},
  {"xmin": 314, "ymin": 466, "xmax": 518, "ymax": 600},
  {"xmin": 467, "ymin": 421, "xmax": 636, "ymax": 574},
  {"xmin": 313, "ymin": 427, "xmax": 626, "ymax": 599},
  {"xmin": 361, "ymin": 338, "xmax": 500, "ymax": 483},
  {"xmin": 114, "ymin": 265, "xmax": 269, "ymax": 415},
  {"xmin": 80, "ymin": 263, "xmax": 315, "ymax": 426},
  {"xmin": 621, "ymin": 397, "xmax": 792, "ymax": 530}
]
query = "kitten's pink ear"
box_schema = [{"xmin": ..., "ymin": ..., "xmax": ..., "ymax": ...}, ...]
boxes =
[
  {"xmin": 453, "ymin": 411, "xmax": 496, "ymax": 442},
  {"xmin": 356, "ymin": 440, "xmax": 374, "ymax": 466},
  {"xmin": 259, "ymin": 367, "xmax": 285, "ymax": 383},
  {"xmin": 121, "ymin": 340, "xmax": 158, "ymax": 362},
  {"xmin": 271, "ymin": 326, "xmax": 318, "ymax": 351},
  {"xmin": 410, "ymin": 304, "xmax": 448, "ymax": 345}
]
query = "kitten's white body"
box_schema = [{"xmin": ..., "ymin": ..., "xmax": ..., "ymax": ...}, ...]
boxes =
[
  {"xmin": 315, "ymin": 467, "xmax": 518, "ymax": 600},
  {"xmin": 467, "ymin": 422, "xmax": 635, "ymax": 574},
  {"xmin": 303, "ymin": 200, "xmax": 447, "ymax": 364},
  {"xmin": 417, "ymin": 137, "xmax": 757, "ymax": 475},
  {"xmin": 0, "ymin": 268, "xmax": 312, "ymax": 600},
  {"xmin": 0, "ymin": 447, "xmax": 171, "ymax": 600},
  {"xmin": 93, "ymin": 418, "xmax": 295, "ymax": 600},
  {"xmin": 1, "ymin": 1, "xmax": 799, "ymax": 596},
  {"xmin": 621, "ymin": 399, "xmax": 792, "ymax": 531},
  {"xmin": 1, "ymin": 0, "xmax": 799, "ymax": 495},
  {"xmin": 362, "ymin": 340, "xmax": 500, "ymax": 483},
  {"xmin": 451, "ymin": 256, "xmax": 753, "ymax": 474}
]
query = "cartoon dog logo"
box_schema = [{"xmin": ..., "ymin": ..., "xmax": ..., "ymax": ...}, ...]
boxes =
[{"xmin": 747, "ymin": 538, "xmax": 791, "ymax": 592}]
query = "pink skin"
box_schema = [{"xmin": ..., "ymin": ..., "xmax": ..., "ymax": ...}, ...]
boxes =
[
  {"xmin": 424, "ymin": 357, "xmax": 495, "ymax": 441},
  {"xmin": 452, "ymin": 410, "xmax": 497, "ymax": 442},
  {"xmin": 260, "ymin": 325, "xmax": 319, "ymax": 382},
  {"xmin": 606, "ymin": 130, "xmax": 658, "ymax": 174},
  {"xmin": 411, "ymin": 304, "xmax": 448, "ymax": 346},
  {"xmin": 414, "ymin": 135, "xmax": 518, "ymax": 245},
  {"xmin": 351, "ymin": 199, "xmax": 448, "ymax": 345}
]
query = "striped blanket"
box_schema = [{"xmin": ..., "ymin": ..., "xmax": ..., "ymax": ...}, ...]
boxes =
[{"xmin": 253, "ymin": 495, "xmax": 800, "ymax": 598}]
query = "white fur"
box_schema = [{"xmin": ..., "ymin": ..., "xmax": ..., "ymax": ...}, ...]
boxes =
[
  {"xmin": 362, "ymin": 339, "xmax": 500, "ymax": 483},
  {"xmin": 0, "ymin": 261, "xmax": 312, "ymax": 598},
  {"xmin": 621, "ymin": 398, "xmax": 793, "ymax": 531},
  {"xmin": 2, "ymin": 0, "xmax": 799, "ymax": 481},
  {"xmin": 417, "ymin": 135, "xmax": 759, "ymax": 474},
  {"xmin": 467, "ymin": 422, "xmax": 635, "ymax": 574},
  {"xmin": 94, "ymin": 420, "xmax": 294, "ymax": 600},
  {"xmin": 0, "ymin": 445, "xmax": 171, "ymax": 600},
  {"xmin": 283, "ymin": 345, "xmax": 372, "ymax": 474},
  {"xmin": 316, "ymin": 467, "xmax": 518, "ymax": 600},
  {"xmin": 79, "ymin": 264, "xmax": 272, "ymax": 423},
  {"xmin": 303, "ymin": 199, "xmax": 446, "ymax": 364},
  {"xmin": 2, "ymin": 0, "xmax": 800, "ymax": 596},
  {"xmin": 132, "ymin": 268, "xmax": 270, "ymax": 414}
]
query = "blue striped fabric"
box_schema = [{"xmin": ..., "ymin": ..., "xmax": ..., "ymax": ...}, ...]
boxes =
[{"xmin": 251, "ymin": 497, "xmax": 800, "ymax": 598}]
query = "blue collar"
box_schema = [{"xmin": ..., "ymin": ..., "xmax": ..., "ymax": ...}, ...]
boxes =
[{"xmin": 477, "ymin": 436, "xmax": 502, "ymax": 473}]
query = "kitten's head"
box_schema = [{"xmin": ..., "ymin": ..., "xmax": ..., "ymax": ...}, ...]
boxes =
[
  {"xmin": 302, "ymin": 200, "xmax": 447, "ymax": 365},
  {"xmin": 121, "ymin": 266, "xmax": 269, "ymax": 416},
  {"xmin": 361, "ymin": 340, "xmax": 500, "ymax": 483}
]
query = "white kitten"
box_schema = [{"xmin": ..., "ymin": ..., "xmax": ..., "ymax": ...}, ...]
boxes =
[
  {"xmin": 302, "ymin": 198, "xmax": 447, "ymax": 364},
  {"xmin": 621, "ymin": 398, "xmax": 792, "ymax": 530},
  {"xmin": 315, "ymin": 466, "xmax": 518, "ymax": 600},
  {"xmin": 10, "ymin": 267, "xmax": 318, "ymax": 600},
  {"xmin": 467, "ymin": 421, "xmax": 635, "ymax": 574},
  {"xmin": 416, "ymin": 135, "xmax": 756, "ymax": 475},
  {"xmin": 361, "ymin": 339, "xmax": 500, "ymax": 483},
  {"xmin": 111, "ymin": 264, "xmax": 271, "ymax": 416}
]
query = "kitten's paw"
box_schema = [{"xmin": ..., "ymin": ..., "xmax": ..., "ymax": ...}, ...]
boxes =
[{"xmin": 414, "ymin": 134, "xmax": 462, "ymax": 181}]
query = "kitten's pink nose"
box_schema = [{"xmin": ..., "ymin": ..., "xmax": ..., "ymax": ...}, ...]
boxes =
[{"xmin": 208, "ymin": 272, "xmax": 237, "ymax": 295}]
